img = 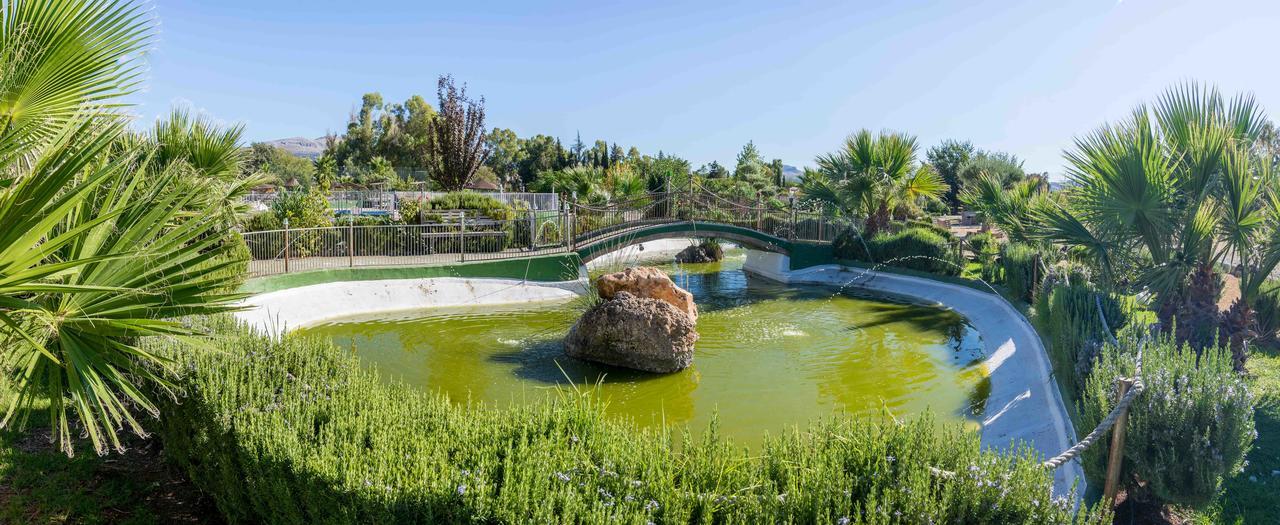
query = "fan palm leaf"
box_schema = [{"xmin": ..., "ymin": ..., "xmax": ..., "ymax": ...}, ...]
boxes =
[
  {"xmin": 0, "ymin": 0, "xmax": 153, "ymax": 147},
  {"xmin": 4, "ymin": 134, "xmax": 247, "ymax": 454}
]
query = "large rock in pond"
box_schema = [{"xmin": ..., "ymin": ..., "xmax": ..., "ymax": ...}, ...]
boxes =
[
  {"xmin": 595, "ymin": 266, "xmax": 698, "ymax": 321},
  {"xmin": 564, "ymin": 291, "xmax": 698, "ymax": 373}
]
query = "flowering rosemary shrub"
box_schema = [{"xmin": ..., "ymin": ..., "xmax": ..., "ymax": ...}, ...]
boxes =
[
  {"xmin": 151, "ymin": 318, "xmax": 1108, "ymax": 523},
  {"xmin": 1079, "ymin": 329, "xmax": 1255, "ymax": 509}
]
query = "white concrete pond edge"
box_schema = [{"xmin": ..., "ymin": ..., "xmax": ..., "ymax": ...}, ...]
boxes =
[{"xmin": 234, "ymin": 240, "xmax": 1085, "ymax": 498}]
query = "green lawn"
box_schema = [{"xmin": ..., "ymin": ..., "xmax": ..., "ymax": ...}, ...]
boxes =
[
  {"xmin": 1199, "ymin": 345, "xmax": 1280, "ymax": 524},
  {"xmin": 0, "ymin": 392, "xmax": 219, "ymax": 524}
]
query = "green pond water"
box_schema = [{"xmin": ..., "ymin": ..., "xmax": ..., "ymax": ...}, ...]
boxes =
[{"xmin": 300, "ymin": 250, "xmax": 989, "ymax": 445}]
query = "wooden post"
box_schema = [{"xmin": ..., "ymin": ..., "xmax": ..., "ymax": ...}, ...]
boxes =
[
  {"xmin": 459, "ymin": 210, "xmax": 467, "ymax": 262},
  {"xmin": 347, "ymin": 217, "xmax": 355, "ymax": 267},
  {"xmin": 1103, "ymin": 378, "xmax": 1135, "ymax": 502},
  {"xmin": 283, "ymin": 218, "xmax": 291, "ymax": 273}
]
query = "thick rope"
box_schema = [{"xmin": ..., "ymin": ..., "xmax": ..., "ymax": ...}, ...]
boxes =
[
  {"xmin": 926, "ymin": 334, "xmax": 1147, "ymax": 479},
  {"xmin": 1040, "ymin": 334, "xmax": 1146, "ymax": 469}
]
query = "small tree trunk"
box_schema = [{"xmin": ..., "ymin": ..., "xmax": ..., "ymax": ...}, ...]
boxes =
[{"xmin": 1221, "ymin": 297, "xmax": 1254, "ymax": 371}]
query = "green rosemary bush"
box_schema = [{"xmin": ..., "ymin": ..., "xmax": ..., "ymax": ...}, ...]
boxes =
[
  {"xmin": 1000, "ymin": 243, "xmax": 1041, "ymax": 303},
  {"xmin": 151, "ymin": 319, "xmax": 1106, "ymax": 524},
  {"xmin": 1035, "ymin": 279, "xmax": 1127, "ymax": 400},
  {"xmin": 1079, "ymin": 329, "xmax": 1255, "ymax": 510}
]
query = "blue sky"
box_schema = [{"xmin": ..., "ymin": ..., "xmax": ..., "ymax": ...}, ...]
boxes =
[{"xmin": 134, "ymin": 0, "xmax": 1280, "ymax": 178}]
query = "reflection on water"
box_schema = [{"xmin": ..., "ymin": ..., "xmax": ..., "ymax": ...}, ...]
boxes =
[{"xmin": 301, "ymin": 250, "xmax": 988, "ymax": 445}]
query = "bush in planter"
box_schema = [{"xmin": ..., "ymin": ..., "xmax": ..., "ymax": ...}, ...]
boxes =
[
  {"xmin": 424, "ymin": 191, "xmax": 516, "ymax": 221},
  {"xmin": 150, "ymin": 318, "xmax": 1109, "ymax": 524},
  {"xmin": 1001, "ymin": 243, "xmax": 1042, "ymax": 302},
  {"xmin": 1079, "ymin": 329, "xmax": 1255, "ymax": 510},
  {"xmin": 400, "ymin": 192, "xmax": 519, "ymax": 224},
  {"xmin": 905, "ymin": 219, "xmax": 954, "ymax": 241},
  {"xmin": 875, "ymin": 227, "xmax": 961, "ymax": 275}
]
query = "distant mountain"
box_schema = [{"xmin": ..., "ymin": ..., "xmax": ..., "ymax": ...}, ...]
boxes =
[
  {"xmin": 782, "ymin": 164, "xmax": 803, "ymax": 183},
  {"xmin": 261, "ymin": 136, "xmax": 327, "ymax": 159}
]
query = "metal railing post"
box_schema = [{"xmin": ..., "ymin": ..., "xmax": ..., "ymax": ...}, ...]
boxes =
[
  {"xmin": 789, "ymin": 203, "xmax": 797, "ymax": 241},
  {"xmin": 687, "ymin": 175, "xmax": 694, "ymax": 221},
  {"xmin": 459, "ymin": 210, "xmax": 467, "ymax": 262},
  {"xmin": 283, "ymin": 218, "xmax": 291, "ymax": 273},
  {"xmin": 528, "ymin": 210, "xmax": 536, "ymax": 251},
  {"xmin": 347, "ymin": 217, "xmax": 355, "ymax": 267}
]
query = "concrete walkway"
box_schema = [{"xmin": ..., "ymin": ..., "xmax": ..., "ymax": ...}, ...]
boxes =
[{"xmin": 743, "ymin": 253, "xmax": 1085, "ymax": 498}]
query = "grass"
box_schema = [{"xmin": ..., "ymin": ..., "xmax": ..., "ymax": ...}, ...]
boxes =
[
  {"xmin": 0, "ymin": 390, "xmax": 219, "ymax": 524},
  {"xmin": 1198, "ymin": 344, "xmax": 1280, "ymax": 524}
]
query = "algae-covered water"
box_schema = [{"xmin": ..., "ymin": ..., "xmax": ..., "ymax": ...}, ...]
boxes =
[{"xmin": 300, "ymin": 250, "xmax": 988, "ymax": 445}]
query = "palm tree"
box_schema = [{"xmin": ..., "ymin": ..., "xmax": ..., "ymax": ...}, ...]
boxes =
[
  {"xmin": 801, "ymin": 129, "xmax": 947, "ymax": 237},
  {"xmin": 535, "ymin": 166, "xmax": 607, "ymax": 204},
  {"xmin": 1, "ymin": 0, "xmax": 247, "ymax": 455},
  {"xmin": 960, "ymin": 172, "xmax": 1048, "ymax": 243},
  {"xmin": 1034, "ymin": 83, "xmax": 1272, "ymax": 358},
  {"xmin": 150, "ymin": 108, "xmax": 261, "ymax": 230}
]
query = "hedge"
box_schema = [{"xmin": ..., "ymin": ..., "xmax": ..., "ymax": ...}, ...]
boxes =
[
  {"xmin": 834, "ymin": 226, "xmax": 962, "ymax": 276},
  {"xmin": 1034, "ymin": 278, "xmax": 1127, "ymax": 401},
  {"xmin": 150, "ymin": 319, "xmax": 1106, "ymax": 524},
  {"xmin": 1000, "ymin": 243, "xmax": 1042, "ymax": 303}
]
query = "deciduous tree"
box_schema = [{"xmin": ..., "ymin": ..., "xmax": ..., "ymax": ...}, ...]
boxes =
[{"xmin": 426, "ymin": 75, "xmax": 491, "ymax": 191}]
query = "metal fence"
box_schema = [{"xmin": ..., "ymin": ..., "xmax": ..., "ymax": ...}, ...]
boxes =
[
  {"xmin": 242, "ymin": 211, "xmax": 567, "ymax": 277},
  {"xmin": 241, "ymin": 193, "xmax": 851, "ymax": 277},
  {"xmin": 243, "ymin": 191, "xmax": 562, "ymax": 214}
]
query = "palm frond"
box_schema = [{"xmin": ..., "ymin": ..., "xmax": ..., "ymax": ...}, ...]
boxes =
[{"xmin": 0, "ymin": 0, "xmax": 154, "ymax": 145}]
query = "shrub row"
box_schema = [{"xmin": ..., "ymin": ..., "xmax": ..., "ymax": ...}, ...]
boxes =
[
  {"xmin": 834, "ymin": 226, "xmax": 962, "ymax": 276},
  {"xmin": 1034, "ymin": 276, "xmax": 1128, "ymax": 399},
  {"xmin": 1000, "ymin": 243, "xmax": 1042, "ymax": 303},
  {"xmin": 399, "ymin": 191, "xmax": 523, "ymax": 223},
  {"xmin": 150, "ymin": 319, "xmax": 1107, "ymax": 524},
  {"xmin": 1079, "ymin": 328, "xmax": 1255, "ymax": 510}
]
